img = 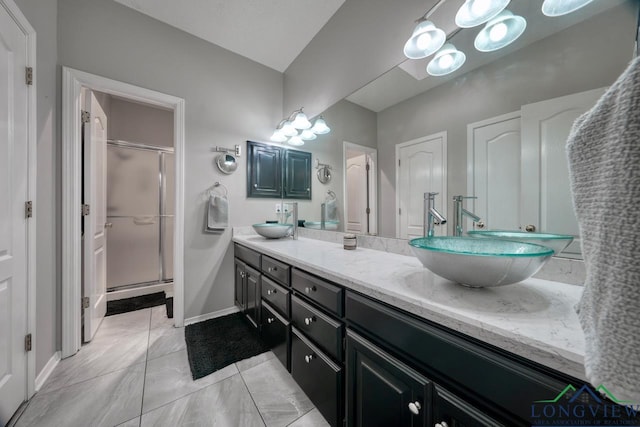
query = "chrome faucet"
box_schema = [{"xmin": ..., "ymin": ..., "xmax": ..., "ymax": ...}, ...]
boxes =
[
  {"xmin": 452, "ymin": 195, "xmax": 481, "ymax": 236},
  {"xmin": 424, "ymin": 192, "xmax": 447, "ymax": 237},
  {"xmin": 289, "ymin": 202, "xmax": 298, "ymax": 240},
  {"xmin": 320, "ymin": 202, "xmax": 326, "ymax": 230}
]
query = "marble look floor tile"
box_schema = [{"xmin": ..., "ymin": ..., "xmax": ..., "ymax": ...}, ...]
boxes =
[
  {"xmin": 150, "ymin": 306, "xmax": 174, "ymax": 330},
  {"xmin": 116, "ymin": 417, "xmax": 140, "ymax": 427},
  {"xmin": 142, "ymin": 348, "xmax": 239, "ymax": 413},
  {"xmin": 40, "ymin": 330, "xmax": 149, "ymax": 393},
  {"xmin": 147, "ymin": 327, "xmax": 186, "ymax": 361},
  {"xmin": 236, "ymin": 351, "xmax": 276, "ymax": 372},
  {"xmin": 96, "ymin": 309, "xmax": 151, "ymax": 340},
  {"xmin": 141, "ymin": 374, "xmax": 264, "ymax": 427},
  {"xmin": 287, "ymin": 408, "xmax": 330, "ymax": 427},
  {"xmin": 15, "ymin": 363, "xmax": 145, "ymax": 427},
  {"xmin": 241, "ymin": 358, "xmax": 314, "ymax": 427}
]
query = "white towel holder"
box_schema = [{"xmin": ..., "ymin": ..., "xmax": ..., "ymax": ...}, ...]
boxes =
[{"xmin": 202, "ymin": 182, "xmax": 228, "ymax": 201}]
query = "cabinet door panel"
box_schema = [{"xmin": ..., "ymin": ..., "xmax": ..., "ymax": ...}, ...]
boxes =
[
  {"xmin": 261, "ymin": 301, "xmax": 290, "ymax": 371},
  {"xmin": 245, "ymin": 265, "xmax": 261, "ymax": 328},
  {"xmin": 234, "ymin": 259, "xmax": 246, "ymax": 310},
  {"xmin": 434, "ymin": 385, "xmax": 503, "ymax": 427},
  {"xmin": 284, "ymin": 149, "xmax": 311, "ymax": 199},
  {"xmin": 248, "ymin": 141, "xmax": 282, "ymax": 198}
]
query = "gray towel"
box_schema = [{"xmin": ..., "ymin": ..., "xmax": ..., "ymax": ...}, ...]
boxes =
[
  {"xmin": 206, "ymin": 194, "xmax": 228, "ymax": 232},
  {"xmin": 325, "ymin": 199, "xmax": 338, "ymax": 221},
  {"xmin": 567, "ymin": 56, "xmax": 640, "ymax": 401}
]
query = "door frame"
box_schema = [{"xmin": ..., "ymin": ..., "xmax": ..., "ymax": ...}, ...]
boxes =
[
  {"xmin": 342, "ymin": 141, "xmax": 378, "ymax": 235},
  {"xmin": 395, "ymin": 132, "xmax": 448, "ymax": 239},
  {"xmin": 1, "ymin": 0, "xmax": 37, "ymax": 399},
  {"xmin": 61, "ymin": 67, "xmax": 186, "ymax": 358}
]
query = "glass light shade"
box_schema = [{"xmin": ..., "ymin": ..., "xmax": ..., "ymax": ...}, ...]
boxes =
[
  {"xmin": 281, "ymin": 120, "xmax": 298, "ymax": 137},
  {"xmin": 427, "ymin": 44, "xmax": 466, "ymax": 76},
  {"xmin": 300, "ymin": 129, "xmax": 317, "ymax": 140},
  {"xmin": 270, "ymin": 129, "xmax": 287, "ymax": 143},
  {"xmin": 311, "ymin": 116, "xmax": 330, "ymax": 134},
  {"xmin": 403, "ymin": 20, "xmax": 446, "ymax": 59},
  {"xmin": 474, "ymin": 10, "xmax": 526, "ymax": 52},
  {"xmin": 288, "ymin": 135, "xmax": 304, "ymax": 146},
  {"xmin": 542, "ymin": 0, "xmax": 595, "ymax": 17},
  {"xmin": 290, "ymin": 110, "xmax": 312, "ymax": 129},
  {"xmin": 455, "ymin": 0, "xmax": 509, "ymax": 28}
]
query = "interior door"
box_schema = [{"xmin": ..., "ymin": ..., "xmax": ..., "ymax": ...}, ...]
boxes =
[
  {"xmin": 521, "ymin": 88, "xmax": 605, "ymax": 255},
  {"xmin": 397, "ymin": 133, "xmax": 447, "ymax": 239},
  {"xmin": 83, "ymin": 90, "xmax": 108, "ymax": 342},
  {"xmin": 0, "ymin": 2, "xmax": 29, "ymax": 422},
  {"xmin": 346, "ymin": 153, "xmax": 367, "ymax": 234}
]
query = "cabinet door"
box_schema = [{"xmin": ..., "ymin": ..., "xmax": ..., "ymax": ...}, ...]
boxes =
[
  {"xmin": 247, "ymin": 141, "xmax": 282, "ymax": 198},
  {"xmin": 283, "ymin": 149, "xmax": 311, "ymax": 199},
  {"xmin": 234, "ymin": 259, "xmax": 246, "ymax": 310},
  {"xmin": 245, "ymin": 265, "xmax": 261, "ymax": 328},
  {"xmin": 434, "ymin": 385, "xmax": 503, "ymax": 427},
  {"xmin": 347, "ymin": 330, "xmax": 431, "ymax": 427}
]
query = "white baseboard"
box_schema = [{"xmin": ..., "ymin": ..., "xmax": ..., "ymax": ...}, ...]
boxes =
[
  {"xmin": 184, "ymin": 306, "xmax": 239, "ymax": 326},
  {"xmin": 107, "ymin": 282, "xmax": 173, "ymax": 301},
  {"xmin": 35, "ymin": 351, "xmax": 61, "ymax": 392}
]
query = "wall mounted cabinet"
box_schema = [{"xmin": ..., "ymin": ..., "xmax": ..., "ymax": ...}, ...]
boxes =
[{"xmin": 247, "ymin": 141, "xmax": 311, "ymax": 199}]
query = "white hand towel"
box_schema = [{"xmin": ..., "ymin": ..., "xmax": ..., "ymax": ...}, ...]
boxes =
[
  {"xmin": 206, "ymin": 194, "xmax": 228, "ymax": 232},
  {"xmin": 566, "ymin": 56, "xmax": 640, "ymax": 401},
  {"xmin": 325, "ymin": 199, "xmax": 338, "ymax": 221}
]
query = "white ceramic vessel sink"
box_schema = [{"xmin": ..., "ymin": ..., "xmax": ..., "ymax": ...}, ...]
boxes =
[
  {"xmin": 252, "ymin": 223, "xmax": 292, "ymax": 239},
  {"xmin": 409, "ymin": 237, "xmax": 553, "ymax": 288}
]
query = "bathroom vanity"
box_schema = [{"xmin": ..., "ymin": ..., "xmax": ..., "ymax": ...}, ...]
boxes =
[{"xmin": 232, "ymin": 234, "xmax": 631, "ymax": 427}]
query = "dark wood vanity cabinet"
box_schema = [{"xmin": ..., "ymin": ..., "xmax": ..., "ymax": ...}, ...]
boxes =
[{"xmin": 234, "ymin": 244, "xmax": 262, "ymax": 329}]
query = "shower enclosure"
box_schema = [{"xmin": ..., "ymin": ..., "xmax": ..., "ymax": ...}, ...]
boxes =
[{"xmin": 106, "ymin": 140, "xmax": 174, "ymax": 292}]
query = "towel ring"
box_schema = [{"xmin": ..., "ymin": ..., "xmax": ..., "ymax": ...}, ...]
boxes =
[{"xmin": 203, "ymin": 182, "xmax": 228, "ymax": 201}]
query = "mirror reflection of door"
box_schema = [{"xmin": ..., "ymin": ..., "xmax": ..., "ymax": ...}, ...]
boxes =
[
  {"xmin": 344, "ymin": 142, "xmax": 377, "ymax": 235},
  {"xmin": 396, "ymin": 132, "xmax": 447, "ymax": 239}
]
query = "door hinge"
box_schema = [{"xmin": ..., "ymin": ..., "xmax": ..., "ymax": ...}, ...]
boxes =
[
  {"xmin": 81, "ymin": 110, "xmax": 90, "ymax": 123},
  {"xmin": 82, "ymin": 204, "xmax": 90, "ymax": 216},
  {"xmin": 398, "ymin": 159, "xmax": 401, "ymax": 167},
  {"xmin": 82, "ymin": 297, "xmax": 90, "ymax": 309},
  {"xmin": 366, "ymin": 162, "xmax": 370, "ymax": 172},
  {"xmin": 399, "ymin": 208, "xmax": 402, "ymax": 215},
  {"xmin": 25, "ymin": 67, "xmax": 33, "ymax": 86},
  {"xmin": 25, "ymin": 333, "xmax": 32, "ymax": 352},
  {"xmin": 25, "ymin": 201, "xmax": 33, "ymax": 218},
  {"xmin": 366, "ymin": 207, "xmax": 371, "ymax": 214}
]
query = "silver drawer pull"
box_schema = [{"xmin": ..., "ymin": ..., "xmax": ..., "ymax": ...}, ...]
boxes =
[
  {"xmin": 408, "ymin": 401, "xmax": 421, "ymax": 415},
  {"xmin": 268, "ymin": 266, "xmax": 277, "ymax": 272},
  {"xmin": 304, "ymin": 286, "xmax": 316, "ymax": 294},
  {"xmin": 304, "ymin": 316, "xmax": 315, "ymax": 326},
  {"xmin": 304, "ymin": 354, "xmax": 314, "ymax": 363},
  {"xmin": 267, "ymin": 288, "xmax": 277, "ymax": 295},
  {"xmin": 267, "ymin": 317, "xmax": 275, "ymax": 324}
]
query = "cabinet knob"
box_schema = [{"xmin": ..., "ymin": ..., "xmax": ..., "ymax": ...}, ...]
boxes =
[
  {"xmin": 434, "ymin": 422, "xmax": 449, "ymax": 427},
  {"xmin": 304, "ymin": 354, "xmax": 314, "ymax": 363},
  {"xmin": 304, "ymin": 316, "xmax": 315, "ymax": 326},
  {"xmin": 304, "ymin": 286, "xmax": 316, "ymax": 294},
  {"xmin": 254, "ymin": 183, "xmax": 258, "ymax": 188},
  {"xmin": 267, "ymin": 317, "xmax": 275, "ymax": 324},
  {"xmin": 267, "ymin": 288, "xmax": 277, "ymax": 295},
  {"xmin": 408, "ymin": 401, "xmax": 421, "ymax": 415},
  {"xmin": 268, "ymin": 266, "xmax": 277, "ymax": 272}
]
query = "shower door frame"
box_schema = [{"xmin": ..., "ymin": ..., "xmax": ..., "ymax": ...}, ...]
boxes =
[{"xmin": 61, "ymin": 67, "xmax": 186, "ymax": 358}]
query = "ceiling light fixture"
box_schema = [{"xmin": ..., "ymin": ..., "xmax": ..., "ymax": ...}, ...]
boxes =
[
  {"xmin": 427, "ymin": 44, "xmax": 466, "ymax": 76},
  {"xmin": 474, "ymin": 10, "xmax": 526, "ymax": 52},
  {"xmin": 541, "ymin": 0, "xmax": 595, "ymax": 17},
  {"xmin": 455, "ymin": 0, "xmax": 509, "ymax": 28},
  {"xmin": 403, "ymin": 19, "xmax": 446, "ymax": 59}
]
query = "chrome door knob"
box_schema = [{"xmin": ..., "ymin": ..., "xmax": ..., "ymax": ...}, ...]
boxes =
[
  {"xmin": 304, "ymin": 354, "xmax": 314, "ymax": 363},
  {"xmin": 408, "ymin": 401, "xmax": 421, "ymax": 415},
  {"xmin": 304, "ymin": 317, "xmax": 315, "ymax": 325}
]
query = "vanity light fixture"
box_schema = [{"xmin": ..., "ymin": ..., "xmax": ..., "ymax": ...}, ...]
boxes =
[
  {"xmin": 300, "ymin": 129, "xmax": 317, "ymax": 141},
  {"xmin": 288, "ymin": 135, "xmax": 304, "ymax": 146},
  {"xmin": 290, "ymin": 108, "xmax": 312, "ymax": 129},
  {"xmin": 403, "ymin": 19, "xmax": 446, "ymax": 59},
  {"xmin": 427, "ymin": 44, "xmax": 466, "ymax": 76},
  {"xmin": 455, "ymin": 0, "xmax": 509, "ymax": 28},
  {"xmin": 474, "ymin": 10, "xmax": 526, "ymax": 52},
  {"xmin": 270, "ymin": 109, "xmax": 331, "ymax": 144},
  {"xmin": 310, "ymin": 115, "xmax": 331, "ymax": 134},
  {"xmin": 542, "ymin": 0, "xmax": 595, "ymax": 17}
]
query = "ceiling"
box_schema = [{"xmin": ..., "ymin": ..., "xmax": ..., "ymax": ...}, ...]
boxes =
[{"xmin": 113, "ymin": 0, "xmax": 346, "ymax": 72}]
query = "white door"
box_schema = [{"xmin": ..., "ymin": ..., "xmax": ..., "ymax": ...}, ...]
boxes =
[
  {"xmin": 468, "ymin": 112, "xmax": 522, "ymax": 231},
  {"xmin": 346, "ymin": 154, "xmax": 367, "ymax": 234},
  {"xmin": 521, "ymin": 88, "xmax": 605, "ymax": 255},
  {"xmin": 0, "ymin": 3, "xmax": 29, "ymax": 422},
  {"xmin": 83, "ymin": 90, "xmax": 108, "ymax": 341},
  {"xmin": 396, "ymin": 132, "xmax": 447, "ymax": 239}
]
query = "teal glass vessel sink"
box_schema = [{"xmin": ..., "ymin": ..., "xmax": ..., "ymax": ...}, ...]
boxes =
[
  {"xmin": 304, "ymin": 220, "xmax": 339, "ymax": 231},
  {"xmin": 409, "ymin": 237, "xmax": 553, "ymax": 287},
  {"xmin": 467, "ymin": 230, "xmax": 574, "ymax": 255},
  {"xmin": 252, "ymin": 223, "xmax": 292, "ymax": 239}
]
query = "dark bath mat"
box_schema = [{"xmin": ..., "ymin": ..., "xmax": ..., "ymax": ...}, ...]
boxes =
[
  {"xmin": 106, "ymin": 292, "xmax": 166, "ymax": 316},
  {"xmin": 185, "ymin": 312, "xmax": 270, "ymax": 380}
]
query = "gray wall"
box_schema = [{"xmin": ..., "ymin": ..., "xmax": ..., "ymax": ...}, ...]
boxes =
[
  {"xmin": 15, "ymin": 0, "xmax": 58, "ymax": 376},
  {"xmin": 109, "ymin": 97, "xmax": 174, "ymax": 148},
  {"xmin": 376, "ymin": 3, "xmax": 637, "ymax": 238}
]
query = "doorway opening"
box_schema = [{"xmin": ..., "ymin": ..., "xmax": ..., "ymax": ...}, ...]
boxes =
[{"xmin": 343, "ymin": 142, "xmax": 378, "ymax": 235}]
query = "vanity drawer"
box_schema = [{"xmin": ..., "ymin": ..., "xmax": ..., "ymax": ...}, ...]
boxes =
[
  {"xmin": 261, "ymin": 301, "xmax": 289, "ymax": 371},
  {"xmin": 291, "ymin": 327, "xmax": 342, "ymax": 427},
  {"xmin": 291, "ymin": 295, "xmax": 343, "ymax": 361},
  {"xmin": 261, "ymin": 276, "xmax": 290, "ymax": 317},
  {"xmin": 234, "ymin": 243, "xmax": 261, "ymax": 270},
  {"xmin": 262, "ymin": 255, "xmax": 290, "ymax": 286},
  {"xmin": 292, "ymin": 268, "xmax": 343, "ymax": 317}
]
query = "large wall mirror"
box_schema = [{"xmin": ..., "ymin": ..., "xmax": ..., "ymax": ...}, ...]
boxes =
[{"xmin": 303, "ymin": 0, "xmax": 638, "ymax": 259}]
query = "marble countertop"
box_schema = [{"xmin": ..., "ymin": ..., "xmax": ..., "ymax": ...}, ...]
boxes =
[{"xmin": 232, "ymin": 233, "xmax": 587, "ymax": 380}]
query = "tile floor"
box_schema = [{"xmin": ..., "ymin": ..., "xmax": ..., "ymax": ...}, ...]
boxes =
[{"xmin": 13, "ymin": 306, "xmax": 330, "ymax": 427}]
